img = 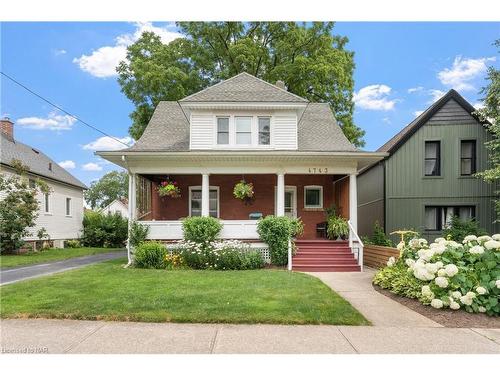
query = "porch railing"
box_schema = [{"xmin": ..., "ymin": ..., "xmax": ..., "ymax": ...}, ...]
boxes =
[{"xmin": 348, "ymin": 220, "xmax": 364, "ymax": 272}]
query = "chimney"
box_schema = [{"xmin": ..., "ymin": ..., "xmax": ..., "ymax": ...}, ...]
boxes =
[
  {"xmin": 1, "ymin": 117, "xmax": 14, "ymax": 141},
  {"xmin": 275, "ymin": 80, "xmax": 286, "ymax": 91}
]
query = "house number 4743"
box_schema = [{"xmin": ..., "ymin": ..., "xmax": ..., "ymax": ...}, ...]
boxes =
[{"xmin": 308, "ymin": 167, "xmax": 328, "ymax": 174}]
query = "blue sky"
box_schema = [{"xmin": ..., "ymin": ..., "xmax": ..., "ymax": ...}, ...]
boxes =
[{"xmin": 1, "ymin": 22, "xmax": 499, "ymax": 186}]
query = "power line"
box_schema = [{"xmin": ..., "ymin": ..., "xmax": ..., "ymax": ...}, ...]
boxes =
[{"xmin": 1, "ymin": 71, "xmax": 130, "ymax": 147}]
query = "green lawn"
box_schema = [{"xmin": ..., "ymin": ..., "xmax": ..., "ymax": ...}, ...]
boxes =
[
  {"xmin": 0, "ymin": 247, "xmax": 125, "ymax": 269},
  {"xmin": 0, "ymin": 258, "xmax": 369, "ymax": 325}
]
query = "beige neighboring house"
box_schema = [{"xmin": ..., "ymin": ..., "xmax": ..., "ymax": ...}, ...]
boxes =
[
  {"xmin": 100, "ymin": 198, "xmax": 128, "ymax": 217},
  {"xmin": 0, "ymin": 117, "xmax": 87, "ymax": 248}
]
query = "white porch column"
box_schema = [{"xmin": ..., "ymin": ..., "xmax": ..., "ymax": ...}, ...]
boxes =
[
  {"xmin": 127, "ymin": 172, "xmax": 137, "ymax": 264},
  {"xmin": 276, "ymin": 173, "xmax": 285, "ymax": 216},
  {"xmin": 201, "ymin": 173, "xmax": 210, "ymax": 217},
  {"xmin": 349, "ymin": 173, "xmax": 358, "ymax": 232}
]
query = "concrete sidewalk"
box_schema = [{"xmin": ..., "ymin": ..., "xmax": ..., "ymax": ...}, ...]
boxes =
[
  {"xmin": 1, "ymin": 319, "xmax": 499, "ymax": 354},
  {"xmin": 0, "ymin": 251, "xmax": 126, "ymax": 285}
]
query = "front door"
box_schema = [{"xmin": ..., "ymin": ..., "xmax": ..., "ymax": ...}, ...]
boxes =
[{"xmin": 284, "ymin": 187, "xmax": 297, "ymax": 218}]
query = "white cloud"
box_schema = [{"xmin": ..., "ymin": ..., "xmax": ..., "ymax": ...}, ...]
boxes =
[
  {"xmin": 408, "ymin": 86, "xmax": 424, "ymax": 93},
  {"xmin": 58, "ymin": 160, "xmax": 76, "ymax": 169},
  {"xmin": 438, "ymin": 56, "xmax": 496, "ymax": 91},
  {"xmin": 73, "ymin": 22, "xmax": 183, "ymax": 78},
  {"xmin": 428, "ymin": 89, "xmax": 446, "ymax": 103},
  {"xmin": 83, "ymin": 136, "xmax": 133, "ymax": 151},
  {"xmin": 382, "ymin": 117, "xmax": 391, "ymax": 124},
  {"xmin": 82, "ymin": 162, "xmax": 103, "ymax": 171},
  {"xmin": 17, "ymin": 111, "xmax": 76, "ymax": 131},
  {"xmin": 413, "ymin": 110, "xmax": 424, "ymax": 117},
  {"xmin": 473, "ymin": 101, "xmax": 485, "ymax": 110},
  {"xmin": 54, "ymin": 49, "xmax": 67, "ymax": 56},
  {"xmin": 353, "ymin": 84, "xmax": 397, "ymax": 111}
]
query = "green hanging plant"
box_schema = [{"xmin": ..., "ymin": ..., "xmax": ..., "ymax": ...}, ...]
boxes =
[{"xmin": 233, "ymin": 180, "xmax": 254, "ymax": 202}]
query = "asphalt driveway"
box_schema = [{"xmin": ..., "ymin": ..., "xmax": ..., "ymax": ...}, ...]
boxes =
[{"xmin": 0, "ymin": 251, "xmax": 127, "ymax": 285}]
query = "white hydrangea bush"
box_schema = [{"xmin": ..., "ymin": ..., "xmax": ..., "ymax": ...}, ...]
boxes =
[{"xmin": 376, "ymin": 234, "xmax": 500, "ymax": 316}]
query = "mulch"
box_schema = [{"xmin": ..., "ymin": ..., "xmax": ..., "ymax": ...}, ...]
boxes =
[{"xmin": 373, "ymin": 284, "xmax": 500, "ymax": 328}]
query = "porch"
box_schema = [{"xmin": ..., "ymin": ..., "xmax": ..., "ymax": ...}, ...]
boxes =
[{"xmin": 130, "ymin": 173, "xmax": 356, "ymax": 240}]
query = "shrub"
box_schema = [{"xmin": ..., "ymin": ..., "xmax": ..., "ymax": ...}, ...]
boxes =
[
  {"xmin": 171, "ymin": 240, "xmax": 264, "ymax": 270},
  {"xmin": 64, "ymin": 239, "xmax": 81, "ymax": 248},
  {"xmin": 327, "ymin": 216, "xmax": 349, "ymax": 240},
  {"xmin": 164, "ymin": 253, "xmax": 184, "ymax": 269},
  {"xmin": 134, "ymin": 241, "xmax": 168, "ymax": 269},
  {"xmin": 257, "ymin": 216, "xmax": 303, "ymax": 266},
  {"xmin": 182, "ymin": 216, "xmax": 222, "ymax": 244},
  {"xmin": 442, "ymin": 216, "xmax": 487, "ymax": 242},
  {"xmin": 129, "ymin": 221, "xmax": 150, "ymax": 247},
  {"xmin": 81, "ymin": 211, "xmax": 128, "ymax": 248},
  {"xmin": 364, "ymin": 221, "xmax": 394, "ymax": 247},
  {"xmin": 374, "ymin": 234, "xmax": 500, "ymax": 316}
]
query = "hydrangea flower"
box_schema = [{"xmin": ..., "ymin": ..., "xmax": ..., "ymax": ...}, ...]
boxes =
[
  {"xmin": 429, "ymin": 243, "xmax": 446, "ymax": 254},
  {"xmin": 463, "ymin": 235, "xmax": 478, "ymax": 243},
  {"xmin": 435, "ymin": 276, "xmax": 449, "ymax": 288},
  {"xmin": 477, "ymin": 235, "xmax": 492, "ymax": 243},
  {"xmin": 492, "ymin": 234, "xmax": 500, "ymax": 241},
  {"xmin": 476, "ymin": 286, "xmax": 487, "ymax": 295},
  {"xmin": 437, "ymin": 269, "xmax": 447, "ymax": 277},
  {"xmin": 387, "ymin": 257, "xmax": 395, "ymax": 267},
  {"xmin": 405, "ymin": 259, "xmax": 415, "ymax": 267},
  {"xmin": 444, "ymin": 264, "xmax": 459, "ymax": 277},
  {"xmin": 451, "ymin": 291, "xmax": 462, "ymax": 299},
  {"xmin": 431, "ymin": 299, "xmax": 444, "ymax": 309},
  {"xmin": 450, "ymin": 301, "xmax": 460, "ymax": 310},
  {"xmin": 434, "ymin": 237, "xmax": 446, "ymax": 244},
  {"xmin": 478, "ymin": 306, "xmax": 487, "ymax": 313},
  {"xmin": 484, "ymin": 240, "xmax": 500, "ymax": 250},
  {"xmin": 496, "ymin": 280, "xmax": 500, "ymax": 289},
  {"xmin": 469, "ymin": 245, "xmax": 485, "ymax": 255}
]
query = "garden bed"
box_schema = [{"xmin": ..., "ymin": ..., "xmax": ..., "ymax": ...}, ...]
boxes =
[{"xmin": 373, "ymin": 284, "xmax": 500, "ymax": 328}]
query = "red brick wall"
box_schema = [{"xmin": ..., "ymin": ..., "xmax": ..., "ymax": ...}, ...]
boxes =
[{"xmin": 147, "ymin": 174, "xmax": 347, "ymax": 239}]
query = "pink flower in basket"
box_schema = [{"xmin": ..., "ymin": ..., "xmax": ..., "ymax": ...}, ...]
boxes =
[{"xmin": 157, "ymin": 179, "xmax": 181, "ymax": 198}]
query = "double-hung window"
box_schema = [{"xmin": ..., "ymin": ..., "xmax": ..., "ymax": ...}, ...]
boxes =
[
  {"xmin": 258, "ymin": 117, "xmax": 271, "ymax": 145},
  {"xmin": 66, "ymin": 197, "xmax": 71, "ymax": 216},
  {"xmin": 216, "ymin": 117, "xmax": 229, "ymax": 145},
  {"xmin": 189, "ymin": 187, "xmax": 219, "ymax": 218},
  {"xmin": 424, "ymin": 205, "xmax": 475, "ymax": 231},
  {"xmin": 235, "ymin": 117, "xmax": 252, "ymax": 145},
  {"xmin": 424, "ymin": 141, "xmax": 441, "ymax": 176},
  {"xmin": 460, "ymin": 140, "xmax": 476, "ymax": 176}
]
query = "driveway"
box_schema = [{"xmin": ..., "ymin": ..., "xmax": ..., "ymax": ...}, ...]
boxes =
[{"xmin": 0, "ymin": 251, "xmax": 127, "ymax": 286}]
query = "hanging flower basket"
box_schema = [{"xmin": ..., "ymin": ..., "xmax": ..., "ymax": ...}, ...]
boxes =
[
  {"xmin": 233, "ymin": 180, "xmax": 254, "ymax": 204},
  {"xmin": 157, "ymin": 178, "xmax": 181, "ymax": 198}
]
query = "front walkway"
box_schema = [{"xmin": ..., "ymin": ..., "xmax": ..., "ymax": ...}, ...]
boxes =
[
  {"xmin": 1, "ymin": 319, "xmax": 499, "ymax": 354},
  {"xmin": 0, "ymin": 251, "xmax": 127, "ymax": 286}
]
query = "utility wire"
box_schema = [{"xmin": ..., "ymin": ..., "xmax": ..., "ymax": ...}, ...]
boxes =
[{"xmin": 1, "ymin": 71, "xmax": 130, "ymax": 147}]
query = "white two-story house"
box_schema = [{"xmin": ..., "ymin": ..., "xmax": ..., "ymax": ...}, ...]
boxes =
[{"xmin": 97, "ymin": 73, "xmax": 385, "ymax": 270}]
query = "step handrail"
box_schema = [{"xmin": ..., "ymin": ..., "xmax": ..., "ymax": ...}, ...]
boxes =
[
  {"xmin": 347, "ymin": 220, "xmax": 364, "ymax": 271},
  {"xmin": 287, "ymin": 238, "xmax": 292, "ymax": 271}
]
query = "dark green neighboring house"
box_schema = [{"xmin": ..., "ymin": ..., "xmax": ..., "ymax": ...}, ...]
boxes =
[{"xmin": 358, "ymin": 89, "xmax": 499, "ymax": 241}]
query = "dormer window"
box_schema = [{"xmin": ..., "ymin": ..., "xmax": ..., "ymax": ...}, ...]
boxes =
[
  {"xmin": 217, "ymin": 117, "xmax": 229, "ymax": 145},
  {"xmin": 258, "ymin": 117, "xmax": 271, "ymax": 145},
  {"xmin": 235, "ymin": 117, "xmax": 252, "ymax": 145}
]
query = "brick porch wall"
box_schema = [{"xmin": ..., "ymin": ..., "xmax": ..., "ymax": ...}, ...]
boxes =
[{"xmin": 148, "ymin": 174, "xmax": 349, "ymax": 239}]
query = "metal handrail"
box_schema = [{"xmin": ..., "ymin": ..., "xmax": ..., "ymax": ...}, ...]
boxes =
[
  {"xmin": 348, "ymin": 220, "xmax": 364, "ymax": 271},
  {"xmin": 287, "ymin": 238, "xmax": 292, "ymax": 271}
]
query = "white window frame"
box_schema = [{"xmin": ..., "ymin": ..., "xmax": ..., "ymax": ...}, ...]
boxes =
[
  {"xmin": 65, "ymin": 197, "xmax": 72, "ymax": 217},
  {"xmin": 304, "ymin": 185, "xmax": 323, "ymax": 209},
  {"xmin": 212, "ymin": 114, "xmax": 273, "ymax": 149},
  {"xmin": 234, "ymin": 116, "xmax": 253, "ymax": 145},
  {"xmin": 188, "ymin": 186, "xmax": 220, "ymax": 218},
  {"xmin": 44, "ymin": 193, "xmax": 51, "ymax": 214},
  {"xmin": 216, "ymin": 117, "xmax": 230, "ymax": 145},
  {"xmin": 258, "ymin": 116, "xmax": 271, "ymax": 145}
]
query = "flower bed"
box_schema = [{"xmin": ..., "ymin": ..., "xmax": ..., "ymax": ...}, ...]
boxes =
[{"xmin": 373, "ymin": 234, "xmax": 500, "ymax": 316}]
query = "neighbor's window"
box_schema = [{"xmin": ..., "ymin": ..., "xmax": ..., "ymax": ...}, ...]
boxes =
[
  {"xmin": 425, "ymin": 205, "xmax": 475, "ymax": 231},
  {"xmin": 424, "ymin": 141, "xmax": 441, "ymax": 176},
  {"xmin": 189, "ymin": 187, "xmax": 219, "ymax": 218},
  {"xmin": 217, "ymin": 117, "xmax": 229, "ymax": 145},
  {"xmin": 258, "ymin": 117, "xmax": 271, "ymax": 145},
  {"xmin": 66, "ymin": 197, "xmax": 71, "ymax": 216},
  {"xmin": 235, "ymin": 117, "xmax": 252, "ymax": 145},
  {"xmin": 304, "ymin": 186, "xmax": 323, "ymax": 209},
  {"xmin": 44, "ymin": 193, "xmax": 50, "ymax": 213},
  {"xmin": 460, "ymin": 140, "xmax": 476, "ymax": 176}
]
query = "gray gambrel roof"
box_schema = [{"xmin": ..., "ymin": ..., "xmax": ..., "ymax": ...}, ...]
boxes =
[
  {"xmin": 1, "ymin": 133, "xmax": 87, "ymax": 189},
  {"xmin": 126, "ymin": 101, "xmax": 357, "ymax": 152},
  {"xmin": 179, "ymin": 72, "xmax": 308, "ymax": 103}
]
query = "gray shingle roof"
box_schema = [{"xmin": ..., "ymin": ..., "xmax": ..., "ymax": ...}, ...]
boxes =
[
  {"xmin": 179, "ymin": 72, "xmax": 308, "ymax": 103},
  {"xmin": 1, "ymin": 133, "xmax": 87, "ymax": 189}
]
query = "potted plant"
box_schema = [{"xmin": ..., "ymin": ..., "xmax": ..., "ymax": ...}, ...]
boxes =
[
  {"xmin": 327, "ymin": 216, "xmax": 349, "ymax": 240},
  {"xmin": 157, "ymin": 178, "xmax": 181, "ymax": 198},
  {"xmin": 233, "ymin": 180, "xmax": 254, "ymax": 204}
]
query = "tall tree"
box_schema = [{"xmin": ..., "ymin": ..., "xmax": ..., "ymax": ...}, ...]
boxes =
[
  {"xmin": 84, "ymin": 171, "xmax": 128, "ymax": 210},
  {"xmin": 476, "ymin": 40, "xmax": 500, "ymax": 220},
  {"xmin": 117, "ymin": 22, "xmax": 365, "ymax": 147}
]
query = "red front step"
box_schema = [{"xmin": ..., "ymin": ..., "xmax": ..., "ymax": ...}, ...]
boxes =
[
  {"xmin": 292, "ymin": 264, "xmax": 361, "ymax": 272},
  {"xmin": 292, "ymin": 239, "xmax": 359, "ymax": 272}
]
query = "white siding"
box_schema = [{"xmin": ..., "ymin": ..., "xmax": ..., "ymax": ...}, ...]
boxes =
[
  {"xmin": 273, "ymin": 115, "xmax": 297, "ymax": 149},
  {"xmin": 190, "ymin": 114, "xmax": 214, "ymax": 149},
  {"xmin": 101, "ymin": 200, "xmax": 128, "ymax": 217},
  {"xmin": 0, "ymin": 168, "xmax": 84, "ymax": 243}
]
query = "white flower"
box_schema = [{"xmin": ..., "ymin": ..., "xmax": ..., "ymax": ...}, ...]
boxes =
[
  {"xmin": 445, "ymin": 241, "xmax": 461, "ymax": 249},
  {"xmin": 465, "ymin": 291, "xmax": 476, "ymax": 299},
  {"xmin": 397, "ymin": 241, "xmax": 405, "ymax": 251},
  {"xmin": 421, "ymin": 285, "xmax": 433, "ymax": 296},
  {"xmin": 431, "ymin": 299, "xmax": 444, "ymax": 309},
  {"xmin": 477, "ymin": 235, "xmax": 492, "ymax": 243},
  {"xmin": 484, "ymin": 240, "xmax": 500, "ymax": 250},
  {"xmin": 444, "ymin": 264, "xmax": 459, "ymax": 277},
  {"xmin": 435, "ymin": 237, "xmax": 446, "ymax": 244},
  {"xmin": 435, "ymin": 276, "xmax": 449, "ymax": 288},
  {"xmin": 405, "ymin": 259, "xmax": 415, "ymax": 267},
  {"xmin": 478, "ymin": 306, "xmax": 487, "ymax": 313},
  {"xmin": 492, "ymin": 234, "xmax": 500, "ymax": 241},
  {"xmin": 460, "ymin": 296, "xmax": 474, "ymax": 306},
  {"xmin": 450, "ymin": 301, "xmax": 460, "ymax": 310},
  {"xmin": 496, "ymin": 280, "xmax": 500, "ymax": 289},
  {"xmin": 425, "ymin": 263, "xmax": 439, "ymax": 274},
  {"xmin": 417, "ymin": 249, "xmax": 435, "ymax": 261},
  {"xmin": 429, "ymin": 243, "xmax": 446, "ymax": 254},
  {"xmin": 463, "ymin": 235, "xmax": 478, "ymax": 243},
  {"xmin": 387, "ymin": 257, "xmax": 396, "ymax": 267},
  {"xmin": 476, "ymin": 286, "xmax": 487, "ymax": 295},
  {"xmin": 437, "ymin": 269, "xmax": 447, "ymax": 277},
  {"xmin": 451, "ymin": 291, "xmax": 462, "ymax": 299},
  {"xmin": 469, "ymin": 245, "xmax": 485, "ymax": 255},
  {"xmin": 435, "ymin": 261, "xmax": 444, "ymax": 268}
]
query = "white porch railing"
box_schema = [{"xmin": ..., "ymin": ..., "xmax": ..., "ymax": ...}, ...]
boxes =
[
  {"xmin": 143, "ymin": 220, "xmax": 260, "ymax": 240},
  {"xmin": 348, "ymin": 220, "xmax": 364, "ymax": 271}
]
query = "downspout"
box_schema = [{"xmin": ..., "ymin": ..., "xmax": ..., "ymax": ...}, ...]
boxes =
[{"xmin": 122, "ymin": 155, "xmax": 133, "ymax": 267}]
